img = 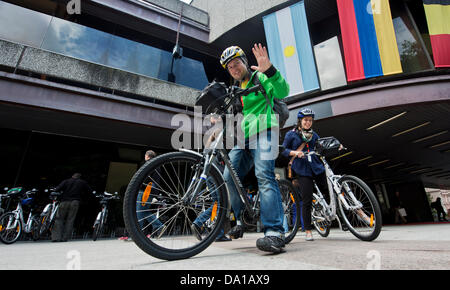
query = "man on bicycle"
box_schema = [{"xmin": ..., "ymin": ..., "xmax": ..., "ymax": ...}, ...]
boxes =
[{"xmin": 220, "ymin": 44, "xmax": 289, "ymax": 253}]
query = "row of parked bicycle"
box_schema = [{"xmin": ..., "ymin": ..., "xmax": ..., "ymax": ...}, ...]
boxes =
[{"xmin": 0, "ymin": 187, "xmax": 119, "ymax": 244}]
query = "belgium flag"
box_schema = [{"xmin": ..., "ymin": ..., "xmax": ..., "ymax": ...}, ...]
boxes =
[{"xmin": 423, "ymin": 0, "xmax": 450, "ymax": 67}]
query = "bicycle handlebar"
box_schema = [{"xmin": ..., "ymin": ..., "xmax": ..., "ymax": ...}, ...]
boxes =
[
  {"xmin": 213, "ymin": 84, "xmax": 264, "ymax": 115},
  {"xmin": 297, "ymin": 146, "xmax": 347, "ymax": 159},
  {"xmin": 95, "ymin": 191, "xmax": 120, "ymax": 200}
]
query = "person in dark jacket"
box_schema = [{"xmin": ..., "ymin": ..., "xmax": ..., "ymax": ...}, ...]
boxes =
[
  {"xmin": 52, "ymin": 173, "xmax": 92, "ymax": 242},
  {"xmin": 281, "ymin": 108, "xmax": 325, "ymax": 241}
]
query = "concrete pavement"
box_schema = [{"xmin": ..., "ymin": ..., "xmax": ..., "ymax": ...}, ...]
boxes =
[{"xmin": 1, "ymin": 223, "xmax": 449, "ymax": 270}]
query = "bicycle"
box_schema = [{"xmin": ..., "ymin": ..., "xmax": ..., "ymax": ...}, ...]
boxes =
[
  {"xmin": 306, "ymin": 137, "xmax": 382, "ymax": 241},
  {"xmin": 92, "ymin": 191, "xmax": 119, "ymax": 241},
  {"xmin": 38, "ymin": 188, "xmax": 61, "ymax": 238},
  {"xmin": 0, "ymin": 187, "xmax": 13, "ymax": 216},
  {"xmin": 123, "ymin": 83, "xmax": 301, "ymax": 260},
  {"xmin": 0, "ymin": 188, "xmax": 41, "ymax": 244}
]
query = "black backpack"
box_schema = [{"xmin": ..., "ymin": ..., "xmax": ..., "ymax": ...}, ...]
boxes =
[
  {"xmin": 195, "ymin": 80, "xmax": 228, "ymax": 115},
  {"xmin": 252, "ymin": 72, "xmax": 290, "ymax": 128}
]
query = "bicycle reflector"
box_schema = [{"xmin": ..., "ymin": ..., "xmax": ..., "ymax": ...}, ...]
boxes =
[
  {"xmin": 142, "ymin": 182, "xmax": 152, "ymax": 206},
  {"xmin": 210, "ymin": 202, "xmax": 218, "ymax": 222}
]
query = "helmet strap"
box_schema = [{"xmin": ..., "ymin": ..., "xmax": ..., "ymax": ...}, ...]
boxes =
[{"xmin": 301, "ymin": 129, "xmax": 313, "ymax": 142}]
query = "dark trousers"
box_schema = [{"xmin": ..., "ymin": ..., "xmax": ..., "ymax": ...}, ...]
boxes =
[
  {"xmin": 52, "ymin": 200, "xmax": 80, "ymax": 241},
  {"xmin": 437, "ymin": 208, "xmax": 447, "ymax": 221},
  {"xmin": 296, "ymin": 173, "xmax": 328, "ymax": 231}
]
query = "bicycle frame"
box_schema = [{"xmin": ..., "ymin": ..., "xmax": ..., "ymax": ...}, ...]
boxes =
[
  {"xmin": 94, "ymin": 205, "xmax": 108, "ymax": 226},
  {"xmin": 6, "ymin": 202, "xmax": 36, "ymax": 234},
  {"xmin": 42, "ymin": 199, "xmax": 60, "ymax": 225},
  {"xmin": 180, "ymin": 86, "xmax": 263, "ymax": 216},
  {"xmin": 180, "ymin": 130, "xmax": 258, "ymax": 220},
  {"xmin": 310, "ymin": 152, "xmax": 365, "ymax": 225},
  {"xmin": 94, "ymin": 192, "xmax": 118, "ymax": 226}
]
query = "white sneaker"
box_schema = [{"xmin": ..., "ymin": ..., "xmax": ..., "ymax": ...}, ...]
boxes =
[{"xmin": 305, "ymin": 232, "xmax": 314, "ymax": 241}]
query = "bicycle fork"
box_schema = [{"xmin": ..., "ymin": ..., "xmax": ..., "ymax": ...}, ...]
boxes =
[
  {"xmin": 24, "ymin": 211, "xmax": 35, "ymax": 233},
  {"xmin": 337, "ymin": 181, "xmax": 363, "ymax": 211},
  {"xmin": 182, "ymin": 153, "xmax": 213, "ymax": 205},
  {"xmin": 6, "ymin": 214, "xmax": 18, "ymax": 230}
]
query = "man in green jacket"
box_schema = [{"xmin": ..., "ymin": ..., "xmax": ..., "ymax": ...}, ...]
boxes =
[{"xmin": 220, "ymin": 44, "xmax": 289, "ymax": 253}]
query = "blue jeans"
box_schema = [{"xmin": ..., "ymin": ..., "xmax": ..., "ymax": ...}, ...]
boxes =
[
  {"xmin": 137, "ymin": 190, "xmax": 163, "ymax": 231},
  {"xmin": 193, "ymin": 176, "xmax": 226, "ymax": 238},
  {"xmin": 223, "ymin": 130, "xmax": 284, "ymax": 238}
]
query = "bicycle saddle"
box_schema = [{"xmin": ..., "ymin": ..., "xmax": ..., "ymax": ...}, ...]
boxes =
[
  {"xmin": 50, "ymin": 191, "xmax": 61, "ymax": 197},
  {"xmin": 5, "ymin": 187, "xmax": 24, "ymax": 198}
]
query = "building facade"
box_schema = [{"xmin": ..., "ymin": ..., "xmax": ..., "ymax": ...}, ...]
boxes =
[{"xmin": 0, "ymin": 0, "xmax": 449, "ymax": 236}]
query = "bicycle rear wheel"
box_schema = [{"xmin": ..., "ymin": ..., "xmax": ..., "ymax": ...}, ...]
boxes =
[
  {"xmin": 0, "ymin": 212, "xmax": 22, "ymax": 244},
  {"xmin": 278, "ymin": 179, "xmax": 301, "ymax": 244},
  {"xmin": 31, "ymin": 215, "xmax": 40, "ymax": 241},
  {"xmin": 123, "ymin": 151, "xmax": 229, "ymax": 261},
  {"xmin": 337, "ymin": 175, "xmax": 382, "ymax": 241},
  {"xmin": 92, "ymin": 213, "xmax": 103, "ymax": 241},
  {"xmin": 39, "ymin": 211, "xmax": 52, "ymax": 237}
]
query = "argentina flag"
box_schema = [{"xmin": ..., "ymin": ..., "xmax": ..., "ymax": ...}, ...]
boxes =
[{"xmin": 262, "ymin": 1, "xmax": 320, "ymax": 96}]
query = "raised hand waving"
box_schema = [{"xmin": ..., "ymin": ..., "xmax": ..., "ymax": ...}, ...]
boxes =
[{"xmin": 250, "ymin": 43, "xmax": 272, "ymax": 73}]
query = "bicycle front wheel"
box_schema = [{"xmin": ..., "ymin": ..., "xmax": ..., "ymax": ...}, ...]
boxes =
[
  {"xmin": 278, "ymin": 179, "xmax": 301, "ymax": 244},
  {"xmin": 337, "ymin": 175, "xmax": 382, "ymax": 241},
  {"xmin": 0, "ymin": 212, "xmax": 22, "ymax": 244},
  {"xmin": 123, "ymin": 151, "xmax": 229, "ymax": 261}
]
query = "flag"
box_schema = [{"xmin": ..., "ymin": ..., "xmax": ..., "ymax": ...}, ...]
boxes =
[
  {"xmin": 336, "ymin": 0, "xmax": 402, "ymax": 81},
  {"xmin": 262, "ymin": 1, "xmax": 319, "ymax": 96},
  {"xmin": 314, "ymin": 36, "xmax": 347, "ymax": 90},
  {"xmin": 423, "ymin": 0, "xmax": 450, "ymax": 67}
]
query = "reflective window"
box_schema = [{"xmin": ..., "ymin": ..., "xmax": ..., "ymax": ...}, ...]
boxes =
[
  {"xmin": 390, "ymin": 1, "xmax": 433, "ymax": 73},
  {"xmin": 0, "ymin": 2, "xmax": 208, "ymax": 91},
  {"xmin": 42, "ymin": 17, "xmax": 113, "ymax": 65},
  {"xmin": 40, "ymin": 17, "xmax": 208, "ymax": 90},
  {"xmin": 172, "ymin": 57, "xmax": 209, "ymax": 90},
  {"xmin": 0, "ymin": 1, "xmax": 51, "ymax": 47}
]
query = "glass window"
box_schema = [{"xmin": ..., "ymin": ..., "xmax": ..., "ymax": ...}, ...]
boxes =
[
  {"xmin": 173, "ymin": 57, "xmax": 210, "ymax": 90},
  {"xmin": 40, "ymin": 16, "xmax": 208, "ymax": 90},
  {"xmin": 405, "ymin": 0, "xmax": 434, "ymax": 62},
  {"xmin": 0, "ymin": 1, "xmax": 51, "ymax": 48},
  {"xmin": 42, "ymin": 17, "xmax": 113, "ymax": 65},
  {"xmin": 390, "ymin": 1, "xmax": 433, "ymax": 73},
  {"xmin": 0, "ymin": 1, "xmax": 206, "ymax": 91},
  {"xmin": 106, "ymin": 34, "xmax": 165, "ymax": 79}
]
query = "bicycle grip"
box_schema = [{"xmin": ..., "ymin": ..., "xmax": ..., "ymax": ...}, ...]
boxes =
[{"xmin": 246, "ymin": 84, "xmax": 263, "ymax": 94}]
